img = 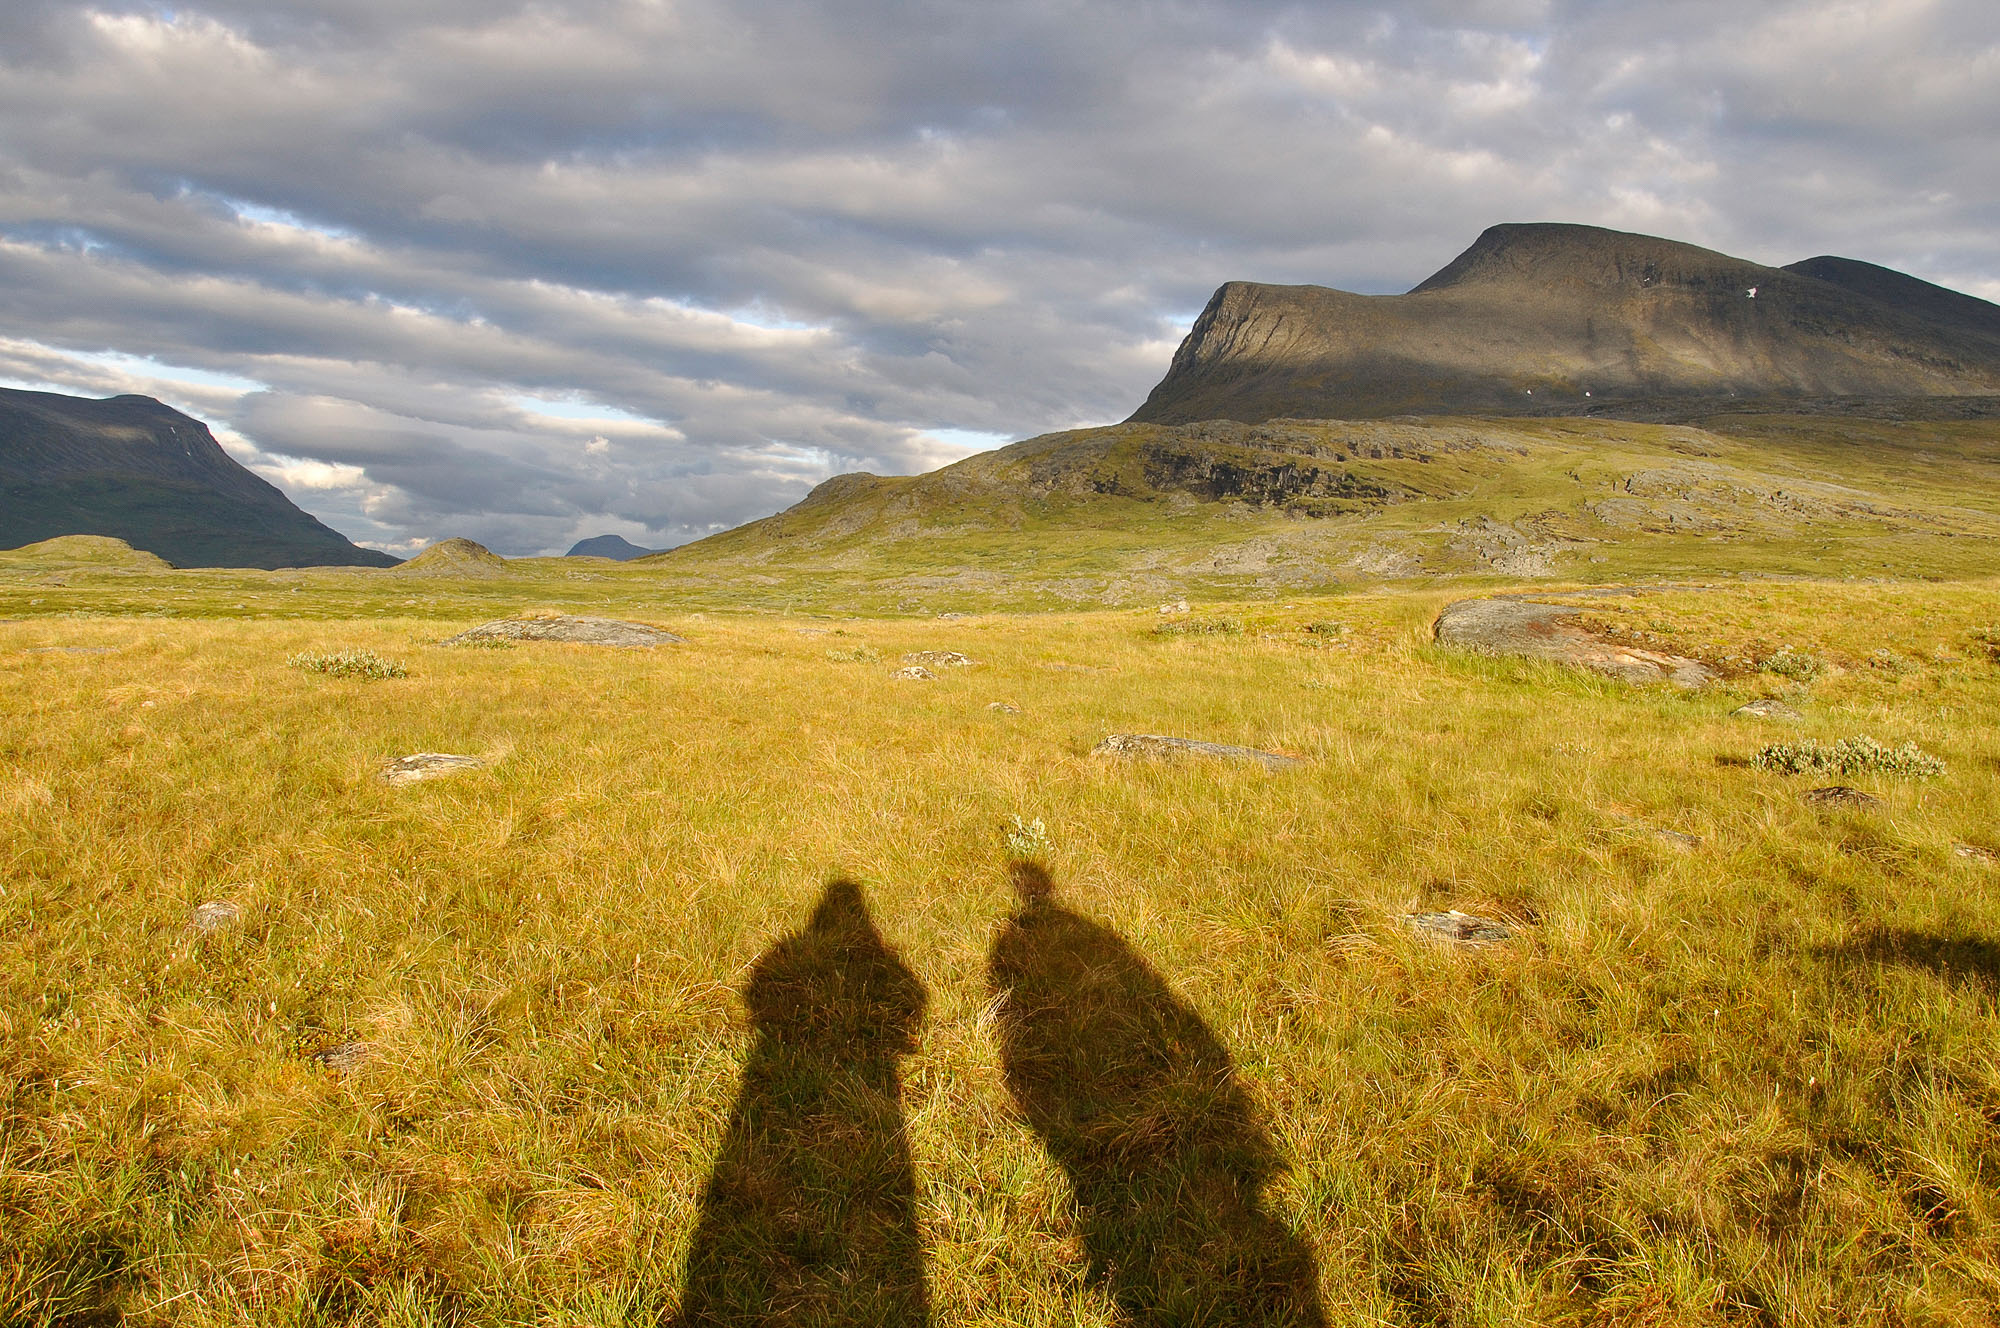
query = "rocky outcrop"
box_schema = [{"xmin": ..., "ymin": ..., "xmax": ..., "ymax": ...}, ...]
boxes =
[{"xmin": 1434, "ymin": 597, "xmax": 1714, "ymax": 687}]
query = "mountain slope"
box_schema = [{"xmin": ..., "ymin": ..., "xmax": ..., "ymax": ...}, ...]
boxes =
[
  {"xmin": 1129, "ymin": 223, "xmax": 2000, "ymax": 424},
  {"xmin": 647, "ymin": 409, "xmax": 2000, "ymax": 607},
  {"xmin": 0, "ymin": 388, "xmax": 396, "ymax": 568}
]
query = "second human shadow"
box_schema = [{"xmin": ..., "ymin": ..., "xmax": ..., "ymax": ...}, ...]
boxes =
[{"xmin": 988, "ymin": 862, "xmax": 1326, "ymax": 1327}]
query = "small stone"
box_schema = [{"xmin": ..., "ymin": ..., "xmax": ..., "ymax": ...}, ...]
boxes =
[
  {"xmin": 1654, "ymin": 829, "xmax": 1703, "ymax": 850},
  {"xmin": 188, "ymin": 900, "xmax": 241, "ymax": 934},
  {"xmin": 1953, "ymin": 843, "xmax": 1996, "ymax": 863},
  {"xmin": 381, "ymin": 753, "xmax": 485, "ymax": 785},
  {"xmin": 891, "ymin": 665, "xmax": 937, "ymax": 680},
  {"xmin": 1803, "ymin": 785, "xmax": 1883, "ymax": 809},
  {"xmin": 903, "ymin": 650, "xmax": 976, "ymax": 668},
  {"xmin": 1092, "ymin": 733, "xmax": 1301, "ymax": 770},
  {"xmin": 1158, "ymin": 599, "xmax": 1190, "ymax": 614},
  {"xmin": 1733, "ymin": 698, "xmax": 1804, "ymax": 721},
  {"xmin": 987, "ymin": 701, "xmax": 1021, "ymax": 714},
  {"xmin": 795, "ymin": 627, "xmax": 831, "ymax": 636},
  {"xmin": 1401, "ymin": 910, "xmax": 1514, "ymax": 945},
  {"xmin": 309, "ymin": 1041, "xmax": 371, "ymax": 1073}
]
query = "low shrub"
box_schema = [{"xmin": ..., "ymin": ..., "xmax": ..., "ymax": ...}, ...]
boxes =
[
  {"xmin": 1758, "ymin": 647, "xmax": 1822, "ymax": 682},
  {"xmin": 1003, "ymin": 815, "xmax": 1051, "ymax": 859},
  {"xmin": 287, "ymin": 648, "xmax": 408, "ymax": 680},
  {"xmin": 1152, "ymin": 617, "xmax": 1243, "ymax": 637},
  {"xmin": 1751, "ymin": 735, "xmax": 1944, "ymax": 778}
]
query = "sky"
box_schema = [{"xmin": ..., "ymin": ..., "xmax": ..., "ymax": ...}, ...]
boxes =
[{"xmin": 1, "ymin": 0, "xmax": 1996, "ymax": 557}]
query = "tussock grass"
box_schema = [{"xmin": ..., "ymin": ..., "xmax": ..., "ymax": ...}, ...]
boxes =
[{"xmin": 1, "ymin": 579, "xmax": 1998, "ymax": 1324}]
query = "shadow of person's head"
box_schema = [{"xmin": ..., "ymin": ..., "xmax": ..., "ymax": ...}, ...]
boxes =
[{"xmin": 744, "ymin": 878, "xmax": 925, "ymax": 1053}]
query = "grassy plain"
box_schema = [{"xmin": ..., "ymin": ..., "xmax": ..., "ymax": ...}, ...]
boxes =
[{"xmin": 4, "ymin": 551, "xmax": 2000, "ymax": 1325}]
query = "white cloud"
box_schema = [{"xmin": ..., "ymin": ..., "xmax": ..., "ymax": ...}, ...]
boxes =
[{"xmin": 0, "ymin": 0, "xmax": 1992, "ymax": 553}]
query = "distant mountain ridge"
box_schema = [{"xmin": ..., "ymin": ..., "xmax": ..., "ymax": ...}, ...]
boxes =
[
  {"xmin": 567, "ymin": 533, "xmax": 662, "ymax": 560},
  {"xmin": 0, "ymin": 388, "xmax": 396, "ymax": 568},
  {"xmin": 1130, "ymin": 223, "xmax": 2000, "ymax": 423}
]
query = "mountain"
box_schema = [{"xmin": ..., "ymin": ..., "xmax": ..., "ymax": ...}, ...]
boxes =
[
  {"xmin": 1129, "ymin": 223, "xmax": 2000, "ymax": 424},
  {"xmin": 567, "ymin": 533, "xmax": 662, "ymax": 560},
  {"xmin": 0, "ymin": 388, "xmax": 397, "ymax": 568}
]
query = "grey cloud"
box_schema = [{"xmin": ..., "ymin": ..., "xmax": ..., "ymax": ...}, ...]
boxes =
[{"xmin": 1, "ymin": 1, "xmax": 1994, "ymax": 554}]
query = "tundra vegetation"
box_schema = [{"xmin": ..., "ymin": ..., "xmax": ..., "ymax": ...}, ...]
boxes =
[{"xmin": 2, "ymin": 411, "xmax": 2000, "ymax": 1326}]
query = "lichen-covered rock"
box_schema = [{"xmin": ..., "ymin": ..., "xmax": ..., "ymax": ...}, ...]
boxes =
[
  {"xmin": 188, "ymin": 900, "xmax": 241, "ymax": 934},
  {"xmin": 309, "ymin": 1041, "xmax": 371, "ymax": 1073},
  {"xmin": 1091, "ymin": 733, "xmax": 1301, "ymax": 770},
  {"xmin": 891, "ymin": 665, "xmax": 937, "ymax": 680},
  {"xmin": 1401, "ymin": 910, "xmax": 1515, "ymax": 944},
  {"xmin": 381, "ymin": 753, "xmax": 485, "ymax": 785},
  {"xmin": 902, "ymin": 650, "xmax": 976, "ymax": 668},
  {"xmin": 441, "ymin": 615, "xmax": 684, "ymax": 647},
  {"xmin": 1435, "ymin": 598, "xmax": 1713, "ymax": 687},
  {"xmin": 1803, "ymin": 785, "xmax": 1883, "ymax": 809},
  {"xmin": 1734, "ymin": 698, "xmax": 1804, "ymax": 721}
]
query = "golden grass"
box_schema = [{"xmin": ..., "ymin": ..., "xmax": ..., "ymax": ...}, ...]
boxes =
[{"xmin": 2, "ymin": 581, "xmax": 1998, "ymax": 1325}]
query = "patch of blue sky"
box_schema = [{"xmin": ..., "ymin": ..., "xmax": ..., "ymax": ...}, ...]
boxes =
[
  {"xmin": 224, "ymin": 198, "xmax": 360, "ymax": 243},
  {"xmin": 926, "ymin": 427, "xmax": 1012, "ymax": 453},
  {"xmin": 507, "ymin": 393, "xmax": 659, "ymax": 425},
  {"xmin": 723, "ymin": 305, "xmax": 821, "ymax": 333},
  {"xmin": 67, "ymin": 349, "xmax": 268, "ymax": 395}
]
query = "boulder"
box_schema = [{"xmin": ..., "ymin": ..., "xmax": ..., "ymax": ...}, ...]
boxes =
[
  {"xmin": 1435, "ymin": 598, "xmax": 1714, "ymax": 687},
  {"xmin": 441, "ymin": 615, "xmax": 684, "ymax": 648},
  {"xmin": 1092, "ymin": 733, "xmax": 1301, "ymax": 770}
]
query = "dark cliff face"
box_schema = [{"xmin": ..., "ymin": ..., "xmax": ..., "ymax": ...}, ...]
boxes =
[
  {"xmin": 1130, "ymin": 223, "xmax": 2000, "ymax": 424},
  {"xmin": 0, "ymin": 388, "xmax": 398, "ymax": 568}
]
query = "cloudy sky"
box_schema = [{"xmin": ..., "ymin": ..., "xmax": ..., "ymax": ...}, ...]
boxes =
[{"xmin": 2, "ymin": 0, "xmax": 1995, "ymax": 555}]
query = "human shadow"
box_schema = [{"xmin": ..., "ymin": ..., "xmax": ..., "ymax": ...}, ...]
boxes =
[
  {"xmin": 674, "ymin": 880, "xmax": 930, "ymax": 1327},
  {"xmin": 988, "ymin": 862, "xmax": 1326, "ymax": 1327}
]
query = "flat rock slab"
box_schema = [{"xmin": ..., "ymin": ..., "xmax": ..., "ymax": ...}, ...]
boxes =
[
  {"xmin": 188, "ymin": 900, "xmax": 241, "ymax": 934},
  {"xmin": 1402, "ymin": 910, "xmax": 1515, "ymax": 945},
  {"xmin": 381, "ymin": 753, "xmax": 485, "ymax": 785},
  {"xmin": 309, "ymin": 1041, "xmax": 371, "ymax": 1073},
  {"xmin": 903, "ymin": 650, "xmax": 976, "ymax": 667},
  {"xmin": 1804, "ymin": 785, "xmax": 1883, "ymax": 809},
  {"xmin": 1092, "ymin": 733, "xmax": 1302, "ymax": 770},
  {"xmin": 1734, "ymin": 698, "xmax": 1804, "ymax": 721},
  {"xmin": 442, "ymin": 615, "xmax": 684, "ymax": 648},
  {"xmin": 1435, "ymin": 599, "xmax": 1714, "ymax": 687}
]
